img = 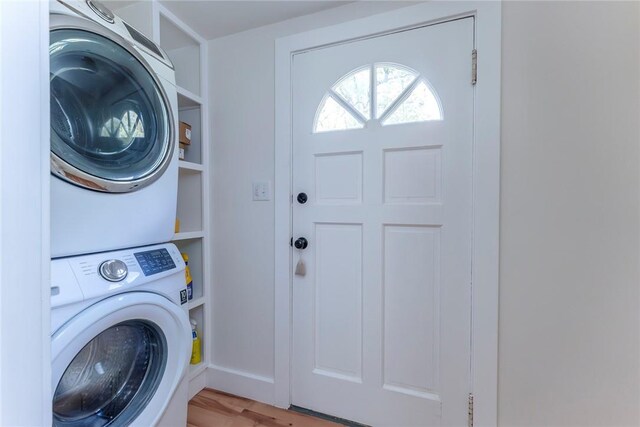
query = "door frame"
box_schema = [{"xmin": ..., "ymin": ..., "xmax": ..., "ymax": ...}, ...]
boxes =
[{"xmin": 274, "ymin": 2, "xmax": 501, "ymax": 425}]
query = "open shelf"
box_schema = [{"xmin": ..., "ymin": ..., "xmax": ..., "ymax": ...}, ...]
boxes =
[
  {"xmin": 176, "ymin": 169, "xmax": 203, "ymax": 232},
  {"xmin": 159, "ymin": 14, "xmax": 201, "ymax": 96},
  {"xmin": 177, "ymin": 85, "xmax": 203, "ymax": 109}
]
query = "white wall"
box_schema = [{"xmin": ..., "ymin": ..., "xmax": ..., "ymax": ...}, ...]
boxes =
[
  {"xmin": 0, "ymin": 1, "xmax": 51, "ymax": 425},
  {"xmin": 499, "ymin": 2, "xmax": 639, "ymax": 425},
  {"xmin": 208, "ymin": 1, "xmax": 416, "ymax": 399},
  {"xmin": 208, "ymin": 1, "xmax": 640, "ymax": 424}
]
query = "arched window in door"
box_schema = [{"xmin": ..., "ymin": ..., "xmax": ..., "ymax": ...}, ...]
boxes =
[{"xmin": 313, "ymin": 63, "xmax": 443, "ymax": 133}]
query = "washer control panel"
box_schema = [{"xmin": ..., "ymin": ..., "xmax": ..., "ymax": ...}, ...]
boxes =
[
  {"xmin": 99, "ymin": 259, "xmax": 128, "ymax": 282},
  {"xmin": 134, "ymin": 248, "xmax": 176, "ymax": 276},
  {"xmin": 51, "ymin": 243, "xmax": 186, "ymax": 318}
]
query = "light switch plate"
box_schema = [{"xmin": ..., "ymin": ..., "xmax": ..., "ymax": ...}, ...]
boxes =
[{"xmin": 252, "ymin": 181, "xmax": 271, "ymax": 201}]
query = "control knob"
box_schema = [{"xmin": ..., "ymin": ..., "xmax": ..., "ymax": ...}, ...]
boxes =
[{"xmin": 99, "ymin": 259, "xmax": 128, "ymax": 282}]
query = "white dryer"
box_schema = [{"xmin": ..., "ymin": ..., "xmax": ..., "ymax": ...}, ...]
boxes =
[
  {"xmin": 51, "ymin": 243, "xmax": 192, "ymax": 426},
  {"xmin": 50, "ymin": 0, "xmax": 179, "ymax": 258}
]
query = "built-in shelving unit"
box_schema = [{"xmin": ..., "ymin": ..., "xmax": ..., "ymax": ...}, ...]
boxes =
[{"xmin": 114, "ymin": 0, "xmax": 210, "ymax": 400}]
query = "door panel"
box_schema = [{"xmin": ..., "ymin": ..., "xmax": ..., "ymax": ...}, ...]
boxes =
[
  {"xmin": 292, "ymin": 18, "xmax": 474, "ymax": 426},
  {"xmin": 314, "ymin": 223, "xmax": 363, "ymax": 381}
]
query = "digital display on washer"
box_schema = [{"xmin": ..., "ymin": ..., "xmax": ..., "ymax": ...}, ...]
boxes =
[{"xmin": 134, "ymin": 249, "xmax": 176, "ymax": 276}]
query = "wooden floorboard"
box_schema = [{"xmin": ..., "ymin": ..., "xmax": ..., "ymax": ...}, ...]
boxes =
[{"xmin": 188, "ymin": 388, "xmax": 341, "ymax": 427}]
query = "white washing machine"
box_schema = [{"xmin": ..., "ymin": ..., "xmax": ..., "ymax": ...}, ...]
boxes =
[
  {"xmin": 51, "ymin": 243, "xmax": 192, "ymax": 426},
  {"xmin": 50, "ymin": 0, "xmax": 179, "ymax": 258}
]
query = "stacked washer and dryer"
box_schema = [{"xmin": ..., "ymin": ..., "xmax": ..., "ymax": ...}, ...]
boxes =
[{"xmin": 49, "ymin": 1, "xmax": 192, "ymax": 425}]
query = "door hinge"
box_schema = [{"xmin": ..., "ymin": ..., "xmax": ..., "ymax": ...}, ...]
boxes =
[
  {"xmin": 471, "ymin": 49, "xmax": 477, "ymax": 85},
  {"xmin": 468, "ymin": 393, "xmax": 474, "ymax": 427}
]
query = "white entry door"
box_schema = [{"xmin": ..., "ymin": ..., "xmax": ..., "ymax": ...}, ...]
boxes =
[{"xmin": 291, "ymin": 18, "xmax": 474, "ymax": 426}]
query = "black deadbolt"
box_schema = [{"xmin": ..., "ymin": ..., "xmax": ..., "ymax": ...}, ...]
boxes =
[
  {"xmin": 297, "ymin": 192, "xmax": 308, "ymax": 204},
  {"xmin": 294, "ymin": 237, "xmax": 308, "ymax": 250}
]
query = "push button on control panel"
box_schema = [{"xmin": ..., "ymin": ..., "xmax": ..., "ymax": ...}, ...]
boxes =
[{"xmin": 99, "ymin": 259, "xmax": 128, "ymax": 282}]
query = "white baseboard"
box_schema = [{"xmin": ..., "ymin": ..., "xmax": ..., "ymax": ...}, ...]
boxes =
[
  {"xmin": 207, "ymin": 364, "xmax": 276, "ymax": 405},
  {"xmin": 188, "ymin": 368, "xmax": 207, "ymax": 400}
]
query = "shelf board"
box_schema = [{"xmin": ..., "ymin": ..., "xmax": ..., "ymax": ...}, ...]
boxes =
[
  {"xmin": 188, "ymin": 296, "xmax": 206, "ymax": 310},
  {"xmin": 173, "ymin": 231, "xmax": 204, "ymax": 241},
  {"xmin": 176, "ymin": 85, "xmax": 203, "ymax": 110},
  {"xmin": 178, "ymin": 160, "xmax": 203, "ymax": 172},
  {"xmin": 189, "ymin": 362, "xmax": 207, "ymax": 380}
]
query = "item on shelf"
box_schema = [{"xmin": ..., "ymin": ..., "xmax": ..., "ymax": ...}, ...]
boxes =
[
  {"xmin": 174, "ymin": 218, "xmax": 180, "ymax": 233},
  {"xmin": 179, "ymin": 121, "xmax": 192, "ymax": 145},
  {"xmin": 190, "ymin": 318, "xmax": 202, "ymax": 365},
  {"xmin": 178, "ymin": 143, "xmax": 185, "ymax": 160},
  {"xmin": 182, "ymin": 252, "xmax": 193, "ymax": 300}
]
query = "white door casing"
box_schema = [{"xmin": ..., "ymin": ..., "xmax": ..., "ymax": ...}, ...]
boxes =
[
  {"xmin": 291, "ymin": 18, "xmax": 473, "ymax": 426},
  {"xmin": 275, "ymin": 3, "xmax": 501, "ymax": 426}
]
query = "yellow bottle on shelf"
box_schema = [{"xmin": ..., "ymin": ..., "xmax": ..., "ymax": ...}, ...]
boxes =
[
  {"xmin": 190, "ymin": 319, "xmax": 202, "ymax": 365},
  {"xmin": 182, "ymin": 253, "xmax": 193, "ymax": 300}
]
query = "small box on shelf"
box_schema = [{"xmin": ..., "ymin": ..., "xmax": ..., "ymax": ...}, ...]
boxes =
[
  {"xmin": 177, "ymin": 108, "xmax": 201, "ymax": 164},
  {"xmin": 179, "ymin": 121, "xmax": 192, "ymax": 145},
  {"xmin": 178, "ymin": 121, "xmax": 192, "ymax": 161}
]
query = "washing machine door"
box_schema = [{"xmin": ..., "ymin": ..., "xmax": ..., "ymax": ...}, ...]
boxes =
[
  {"xmin": 51, "ymin": 292, "xmax": 191, "ymax": 427},
  {"xmin": 50, "ymin": 14, "xmax": 174, "ymax": 193}
]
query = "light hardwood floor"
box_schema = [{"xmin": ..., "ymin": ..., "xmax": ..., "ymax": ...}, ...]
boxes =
[{"xmin": 187, "ymin": 388, "xmax": 341, "ymax": 427}]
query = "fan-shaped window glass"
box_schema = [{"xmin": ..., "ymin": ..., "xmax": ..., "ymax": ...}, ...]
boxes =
[
  {"xmin": 315, "ymin": 96, "xmax": 364, "ymax": 133},
  {"xmin": 383, "ymin": 81, "xmax": 442, "ymax": 125},
  {"xmin": 375, "ymin": 64, "xmax": 417, "ymax": 118},
  {"xmin": 332, "ymin": 67, "xmax": 371, "ymax": 120},
  {"xmin": 312, "ymin": 63, "xmax": 442, "ymax": 133}
]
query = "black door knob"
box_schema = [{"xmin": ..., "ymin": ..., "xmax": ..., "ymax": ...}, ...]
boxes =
[
  {"xmin": 294, "ymin": 237, "xmax": 308, "ymax": 250},
  {"xmin": 297, "ymin": 192, "xmax": 308, "ymax": 204}
]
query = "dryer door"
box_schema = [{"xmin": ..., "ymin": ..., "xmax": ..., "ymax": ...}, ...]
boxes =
[
  {"xmin": 50, "ymin": 16, "xmax": 174, "ymax": 193},
  {"xmin": 51, "ymin": 292, "xmax": 191, "ymax": 427}
]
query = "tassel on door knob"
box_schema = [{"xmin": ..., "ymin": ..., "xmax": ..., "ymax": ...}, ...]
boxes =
[{"xmin": 294, "ymin": 237, "xmax": 308, "ymax": 250}]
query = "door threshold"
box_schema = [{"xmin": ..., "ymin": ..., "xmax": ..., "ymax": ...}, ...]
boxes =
[{"xmin": 289, "ymin": 405, "xmax": 370, "ymax": 427}]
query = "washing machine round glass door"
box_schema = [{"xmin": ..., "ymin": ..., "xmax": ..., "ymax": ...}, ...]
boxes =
[
  {"xmin": 53, "ymin": 321, "xmax": 166, "ymax": 426},
  {"xmin": 51, "ymin": 292, "xmax": 191, "ymax": 427},
  {"xmin": 49, "ymin": 22, "xmax": 173, "ymax": 193}
]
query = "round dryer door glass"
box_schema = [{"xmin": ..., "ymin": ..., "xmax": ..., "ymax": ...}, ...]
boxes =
[
  {"xmin": 49, "ymin": 29, "xmax": 173, "ymax": 192},
  {"xmin": 52, "ymin": 321, "xmax": 166, "ymax": 426}
]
